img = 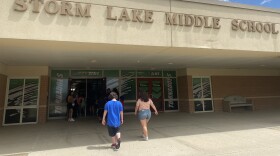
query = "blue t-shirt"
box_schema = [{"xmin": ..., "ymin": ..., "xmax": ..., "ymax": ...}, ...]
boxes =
[{"xmin": 104, "ymin": 100, "xmax": 123, "ymax": 127}]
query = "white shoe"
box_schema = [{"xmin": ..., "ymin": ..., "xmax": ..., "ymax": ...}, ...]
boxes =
[
  {"xmin": 143, "ymin": 137, "xmax": 148, "ymax": 141},
  {"xmin": 70, "ymin": 118, "xmax": 75, "ymax": 122}
]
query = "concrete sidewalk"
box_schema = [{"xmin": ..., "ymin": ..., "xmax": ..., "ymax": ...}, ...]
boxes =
[{"xmin": 1, "ymin": 111, "xmax": 280, "ymax": 156}]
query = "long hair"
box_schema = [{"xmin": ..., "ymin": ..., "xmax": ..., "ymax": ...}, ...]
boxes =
[{"xmin": 139, "ymin": 91, "xmax": 149, "ymax": 102}]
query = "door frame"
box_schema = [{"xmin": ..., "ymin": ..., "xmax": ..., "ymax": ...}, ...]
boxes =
[{"xmin": 137, "ymin": 78, "xmax": 164, "ymax": 112}]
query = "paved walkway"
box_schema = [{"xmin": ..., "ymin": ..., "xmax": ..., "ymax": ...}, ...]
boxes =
[{"xmin": 1, "ymin": 111, "xmax": 280, "ymax": 156}]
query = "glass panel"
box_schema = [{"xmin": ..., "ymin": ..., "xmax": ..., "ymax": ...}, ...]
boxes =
[
  {"xmin": 204, "ymin": 100, "xmax": 213, "ymax": 111},
  {"xmin": 193, "ymin": 78, "xmax": 202, "ymax": 99},
  {"xmin": 7, "ymin": 79, "xmax": 24, "ymax": 107},
  {"xmin": 121, "ymin": 70, "xmax": 136, "ymax": 77},
  {"xmin": 49, "ymin": 105, "xmax": 67, "ymax": 117},
  {"xmin": 123, "ymin": 101, "xmax": 135, "ymax": 113},
  {"xmin": 22, "ymin": 108, "xmax": 37, "ymax": 123},
  {"xmin": 106, "ymin": 77, "xmax": 119, "ymax": 91},
  {"xmin": 165, "ymin": 101, "xmax": 178, "ymax": 110},
  {"xmin": 194, "ymin": 101, "xmax": 203, "ymax": 112},
  {"xmin": 87, "ymin": 79, "xmax": 106, "ymax": 116},
  {"xmin": 152, "ymin": 81, "xmax": 162, "ymax": 99},
  {"xmin": 23, "ymin": 79, "xmax": 39, "ymax": 106},
  {"xmin": 164, "ymin": 78, "xmax": 178, "ymax": 99},
  {"xmin": 202, "ymin": 78, "xmax": 211, "ymax": 98},
  {"xmin": 152, "ymin": 80, "xmax": 163, "ymax": 111},
  {"xmin": 104, "ymin": 70, "xmax": 119, "ymax": 77},
  {"xmin": 120, "ymin": 78, "xmax": 136, "ymax": 100},
  {"xmin": 138, "ymin": 80, "xmax": 149, "ymax": 92},
  {"xmin": 163, "ymin": 71, "xmax": 176, "ymax": 77},
  {"xmin": 4, "ymin": 109, "xmax": 21, "ymax": 124},
  {"xmin": 51, "ymin": 70, "xmax": 70, "ymax": 78},
  {"xmin": 50, "ymin": 79, "xmax": 69, "ymax": 105}
]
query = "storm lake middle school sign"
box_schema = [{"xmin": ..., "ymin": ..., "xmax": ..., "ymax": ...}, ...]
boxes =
[{"xmin": 13, "ymin": 0, "xmax": 279, "ymax": 35}]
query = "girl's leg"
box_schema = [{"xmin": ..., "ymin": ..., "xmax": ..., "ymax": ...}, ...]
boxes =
[{"xmin": 140, "ymin": 119, "xmax": 148, "ymax": 138}]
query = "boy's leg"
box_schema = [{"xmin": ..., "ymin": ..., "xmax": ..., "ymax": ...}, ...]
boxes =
[
  {"xmin": 115, "ymin": 132, "xmax": 121, "ymax": 149},
  {"xmin": 111, "ymin": 137, "xmax": 116, "ymax": 146}
]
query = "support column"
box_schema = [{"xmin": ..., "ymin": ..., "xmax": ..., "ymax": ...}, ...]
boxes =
[
  {"xmin": 178, "ymin": 75, "xmax": 194, "ymax": 113},
  {"xmin": 38, "ymin": 75, "xmax": 49, "ymax": 124},
  {"xmin": 0, "ymin": 74, "xmax": 7, "ymax": 125}
]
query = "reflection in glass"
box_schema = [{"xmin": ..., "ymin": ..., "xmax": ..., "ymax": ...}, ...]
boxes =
[
  {"xmin": 193, "ymin": 78, "xmax": 202, "ymax": 99},
  {"xmin": 121, "ymin": 78, "xmax": 136, "ymax": 100},
  {"xmin": 204, "ymin": 100, "xmax": 213, "ymax": 111},
  {"xmin": 123, "ymin": 102, "xmax": 135, "ymax": 113},
  {"xmin": 22, "ymin": 108, "xmax": 37, "ymax": 123},
  {"xmin": 23, "ymin": 79, "xmax": 39, "ymax": 106},
  {"xmin": 165, "ymin": 101, "xmax": 178, "ymax": 110},
  {"xmin": 49, "ymin": 105, "xmax": 67, "ymax": 117},
  {"xmin": 194, "ymin": 101, "xmax": 203, "ymax": 112},
  {"xmin": 106, "ymin": 77, "xmax": 119, "ymax": 91},
  {"xmin": 8, "ymin": 79, "xmax": 24, "ymax": 107},
  {"xmin": 138, "ymin": 80, "xmax": 149, "ymax": 92},
  {"xmin": 164, "ymin": 78, "xmax": 178, "ymax": 99},
  {"xmin": 5, "ymin": 109, "xmax": 21, "ymax": 124},
  {"xmin": 202, "ymin": 78, "xmax": 211, "ymax": 98}
]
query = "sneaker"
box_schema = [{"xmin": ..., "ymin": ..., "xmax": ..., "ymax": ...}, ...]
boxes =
[
  {"xmin": 116, "ymin": 139, "xmax": 121, "ymax": 149},
  {"xmin": 111, "ymin": 144, "xmax": 118, "ymax": 151},
  {"xmin": 111, "ymin": 143, "xmax": 116, "ymax": 148},
  {"xmin": 140, "ymin": 134, "xmax": 145, "ymax": 138},
  {"xmin": 143, "ymin": 137, "xmax": 148, "ymax": 141},
  {"xmin": 70, "ymin": 118, "xmax": 75, "ymax": 122}
]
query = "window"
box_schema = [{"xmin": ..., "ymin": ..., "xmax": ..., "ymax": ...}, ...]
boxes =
[
  {"xmin": 3, "ymin": 78, "xmax": 39, "ymax": 125},
  {"xmin": 192, "ymin": 77, "xmax": 213, "ymax": 112}
]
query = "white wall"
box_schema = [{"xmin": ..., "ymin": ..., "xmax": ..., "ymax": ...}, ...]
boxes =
[
  {"xmin": 0, "ymin": 63, "xmax": 6, "ymax": 75},
  {"xmin": 5, "ymin": 66, "xmax": 49, "ymax": 77},
  {"xmin": 186, "ymin": 68, "xmax": 280, "ymax": 76},
  {"xmin": 171, "ymin": 1, "xmax": 280, "ymax": 52},
  {"xmin": 0, "ymin": 0, "xmax": 279, "ymax": 52}
]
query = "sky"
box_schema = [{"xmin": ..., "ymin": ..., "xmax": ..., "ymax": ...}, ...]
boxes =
[{"xmin": 218, "ymin": 0, "xmax": 280, "ymax": 9}]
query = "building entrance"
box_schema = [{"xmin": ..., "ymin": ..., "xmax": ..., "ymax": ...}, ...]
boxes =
[
  {"xmin": 49, "ymin": 69, "xmax": 178, "ymax": 119},
  {"xmin": 137, "ymin": 78, "xmax": 164, "ymax": 111},
  {"xmin": 69, "ymin": 78, "xmax": 106, "ymax": 117}
]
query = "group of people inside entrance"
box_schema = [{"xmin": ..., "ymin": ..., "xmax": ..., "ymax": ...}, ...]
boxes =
[
  {"xmin": 66, "ymin": 92, "xmax": 85, "ymax": 122},
  {"xmin": 101, "ymin": 91, "xmax": 158, "ymax": 150}
]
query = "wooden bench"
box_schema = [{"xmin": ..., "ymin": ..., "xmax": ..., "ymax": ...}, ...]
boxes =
[{"xmin": 223, "ymin": 96, "xmax": 254, "ymax": 112}]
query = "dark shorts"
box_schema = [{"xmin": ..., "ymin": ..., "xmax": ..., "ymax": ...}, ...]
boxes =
[
  {"xmin": 138, "ymin": 109, "xmax": 151, "ymax": 120},
  {"xmin": 107, "ymin": 126, "xmax": 120, "ymax": 137},
  {"xmin": 67, "ymin": 103, "xmax": 74, "ymax": 110}
]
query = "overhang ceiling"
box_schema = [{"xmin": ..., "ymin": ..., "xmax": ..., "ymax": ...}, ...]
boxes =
[{"xmin": 0, "ymin": 38, "xmax": 280, "ymax": 70}]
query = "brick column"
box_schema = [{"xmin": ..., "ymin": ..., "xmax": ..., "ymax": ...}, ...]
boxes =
[
  {"xmin": 178, "ymin": 75, "xmax": 194, "ymax": 113},
  {"xmin": 38, "ymin": 75, "xmax": 49, "ymax": 124},
  {"xmin": 0, "ymin": 74, "xmax": 7, "ymax": 126}
]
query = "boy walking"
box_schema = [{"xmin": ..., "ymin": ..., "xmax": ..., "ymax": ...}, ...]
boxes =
[{"xmin": 102, "ymin": 92, "xmax": 124, "ymax": 150}]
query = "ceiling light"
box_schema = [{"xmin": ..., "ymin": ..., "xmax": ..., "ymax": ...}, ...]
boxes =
[
  {"xmin": 91, "ymin": 60, "xmax": 97, "ymax": 63},
  {"xmin": 168, "ymin": 62, "xmax": 173, "ymax": 65}
]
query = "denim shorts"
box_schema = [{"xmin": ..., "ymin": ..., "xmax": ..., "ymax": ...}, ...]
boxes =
[{"xmin": 138, "ymin": 109, "xmax": 151, "ymax": 120}]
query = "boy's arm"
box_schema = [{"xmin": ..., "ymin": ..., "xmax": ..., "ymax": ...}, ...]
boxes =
[{"xmin": 102, "ymin": 110, "xmax": 107, "ymax": 126}]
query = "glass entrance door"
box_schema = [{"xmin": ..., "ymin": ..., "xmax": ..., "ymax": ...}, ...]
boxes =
[
  {"xmin": 69, "ymin": 78, "xmax": 106, "ymax": 117},
  {"xmin": 137, "ymin": 78, "xmax": 163, "ymax": 111}
]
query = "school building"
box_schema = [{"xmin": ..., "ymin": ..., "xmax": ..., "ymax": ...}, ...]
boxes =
[{"xmin": 0, "ymin": 0, "xmax": 280, "ymax": 125}]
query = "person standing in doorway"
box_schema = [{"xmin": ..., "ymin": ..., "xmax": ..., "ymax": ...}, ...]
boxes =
[
  {"xmin": 135, "ymin": 91, "xmax": 158, "ymax": 141},
  {"xmin": 66, "ymin": 92, "xmax": 75, "ymax": 122},
  {"xmin": 102, "ymin": 92, "xmax": 124, "ymax": 150}
]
